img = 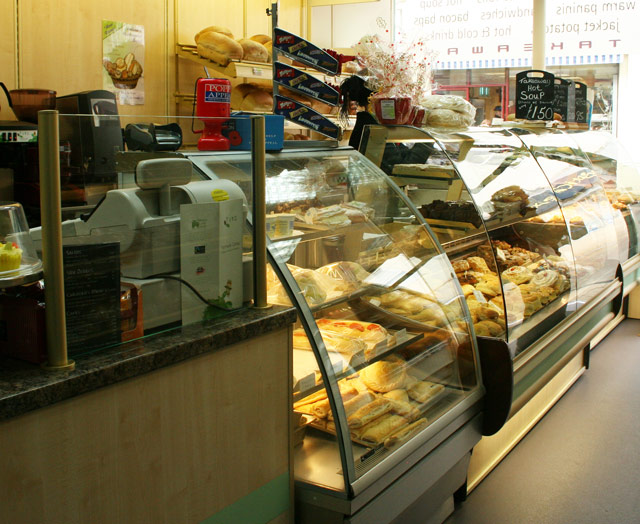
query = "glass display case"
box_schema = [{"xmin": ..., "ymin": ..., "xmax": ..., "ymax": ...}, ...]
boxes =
[
  {"xmin": 507, "ymin": 127, "xmax": 626, "ymax": 304},
  {"xmin": 360, "ymin": 125, "xmax": 623, "ymax": 356},
  {"xmin": 185, "ymin": 147, "xmax": 486, "ymax": 522},
  {"xmin": 566, "ymin": 130, "xmax": 640, "ymax": 264}
]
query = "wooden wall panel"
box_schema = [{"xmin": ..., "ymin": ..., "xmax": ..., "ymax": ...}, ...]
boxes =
[
  {"xmin": 18, "ymin": 0, "xmax": 170, "ymax": 117},
  {"xmin": 246, "ymin": 0, "xmax": 272, "ymax": 39},
  {"xmin": 175, "ymin": 0, "xmax": 244, "ymax": 44},
  {"xmin": 0, "ymin": 0, "xmax": 16, "ymax": 121},
  {"xmin": 0, "ymin": 328, "xmax": 292, "ymax": 523},
  {"xmin": 277, "ymin": 0, "xmax": 303, "ymax": 35}
]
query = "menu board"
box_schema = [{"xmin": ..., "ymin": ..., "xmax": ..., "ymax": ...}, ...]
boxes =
[
  {"xmin": 553, "ymin": 78, "xmax": 571, "ymax": 123},
  {"xmin": 64, "ymin": 243, "xmax": 121, "ymax": 355},
  {"xmin": 515, "ymin": 70, "xmax": 555, "ymax": 121},
  {"xmin": 574, "ymin": 82, "xmax": 589, "ymax": 124}
]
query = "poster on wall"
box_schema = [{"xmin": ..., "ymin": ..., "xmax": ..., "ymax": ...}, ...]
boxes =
[
  {"xmin": 102, "ymin": 20, "xmax": 145, "ymax": 105},
  {"xmin": 395, "ymin": 0, "xmax": 640, "ymax": 69}
]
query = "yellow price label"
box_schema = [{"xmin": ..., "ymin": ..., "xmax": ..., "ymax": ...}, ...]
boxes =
[{"xmin": 211, "ymin": 189, "xmax": 229, "ymax": 201}]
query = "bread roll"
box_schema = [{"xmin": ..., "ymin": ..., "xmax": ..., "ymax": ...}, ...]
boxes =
[
  {"xmin": 264, "ymin": 41, "xmax": 273, "ymax": 62},
  {"xmin": 195, "ymin": 25, "xmax": 234, "ymax": 42},
  {"xmin": 237, "ymin": 38, "xmax": 269, "ymax": 63},
  {"xmin": 250, "ymin": 34, "xmax": 271, "ymax": 45},
  {"xmin": 231, "ymin": 83, "xmax": 258, "ymax": 108},
  {"xmin": 240, "ymin": 89, "xmax": 273, "ymax": 111},
  {"xmin": 197, "ymin": 31, "xmax": 243, "ymax": 66},
  {"xmin": 347, "ymin": 397, "xmax": 392, "ymax": 428}
]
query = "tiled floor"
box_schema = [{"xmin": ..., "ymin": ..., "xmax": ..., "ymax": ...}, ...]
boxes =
[{"xmin": 445, "ymin": 318, "xmax": 640, "ymax": 524}]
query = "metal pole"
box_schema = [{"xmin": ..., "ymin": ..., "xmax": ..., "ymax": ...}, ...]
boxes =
[
  {"xmin": 38, "ymin": 110, "xmax": 74, "ymax": 371},
  {"xmin": 251, "ymin": 115, "xmax": 270, "ymax": 309},
  {"xmin": 532, "ymin": 0, "xmax": 546, "ymax": 70}
]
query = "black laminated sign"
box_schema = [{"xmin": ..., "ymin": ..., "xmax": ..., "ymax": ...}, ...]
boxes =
[
  {"xmin": 63, "ymin": 243, "xmax": 121, "ymax": 355},
  {"xmin": 515, "ymin": 70, "xmax": 555, "ymax": 121},
  {"xmin": 553, "ymin": 77, "xmax": 571, "ymax": 122},
  {"xmin": 574, "ymin": 81, "xmax": 588, "ymax": 124},
  {"xmin": 273, "ymin": 28, "xmax": 339, "ymax": 75},
  {"xmin": 274, "ymin": 95, "xmax": 341, "ymax": 140},
  {"xmin": 274, "ymin": 62, "xmax": 340, "ymax": 106}
]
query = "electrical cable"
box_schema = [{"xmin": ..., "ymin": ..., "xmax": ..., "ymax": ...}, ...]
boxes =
[{"xmin": 147, "ymin": 273, "xmax": 227, "ymax": 311}]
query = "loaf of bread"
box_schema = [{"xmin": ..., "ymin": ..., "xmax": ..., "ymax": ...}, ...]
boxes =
[
  {"xmin": 195, "ymin": 25, "xmax": 235, "ymax": 42},
  {"xmin": 237, "ymin": 38, "xmax": 269, "ymax": 63},
  {"xmin": 240, "ymin": 89, "xmax": 273, "ymax": 111},
  {"xmin": 197, "ymin": 31, "xmax": 243, "ymax": 66},
  {"xmin": 231, "ymin": 83, "xmax": 258, "ymax": 108},
  {"xmin": 250, "ymin": 34, "xmax": 271, "ymax": 45}
]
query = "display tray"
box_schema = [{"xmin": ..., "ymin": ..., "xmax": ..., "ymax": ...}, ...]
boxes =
[
  {"xmin": 302, "ymin": 385, "xmax": 448, "ymax": 449},
  {"xmin": 292, "ymin": 329, "xmax": 425, "ymax": 400},
  {"xmin": 510, "ymin": 291, "xmax": 571, "ymax": 356},
  {"xmin": 360, "ymin": 294, "xmax": 455, "ymax": 334},
  {"xmin": 425, "ymin": 218, "xmax": 479, "ymax": 232}
]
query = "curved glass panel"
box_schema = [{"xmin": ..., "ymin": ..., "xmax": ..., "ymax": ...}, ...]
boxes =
[
  {"xmin": 509, "ymin": 127, "xmax": 624, "ymax": 305},
  {"xmin": 189, "ymin": 147, "xmax": 480, "ymax": 492},
  {"xmin": 566, "ymin": 130, "xmax": 640, "ymax": 260},
  {"xmin": 362, "ymin": 125, "xmax": 578, "ymax": 356}
]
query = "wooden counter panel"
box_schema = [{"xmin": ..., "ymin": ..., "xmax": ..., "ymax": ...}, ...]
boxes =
[{"xmin": 0, "ymin": 327, "xmax": 292, "ymax": 523}]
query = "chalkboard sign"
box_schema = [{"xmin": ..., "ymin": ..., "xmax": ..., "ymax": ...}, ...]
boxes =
[
  {"xmin": 63, "ymin": 243, "xmax": 121, "ymax": 355},
  {"xmin": 553, "ymin": 78, "xmax": 571, "ymax": 122},
  {"xmin": 516, "ymin": 70, "xmax": 555, "ymax": 121},
  {"xmin": 574, "ymin": 81, "xmax": 588, "ymax": 124}
]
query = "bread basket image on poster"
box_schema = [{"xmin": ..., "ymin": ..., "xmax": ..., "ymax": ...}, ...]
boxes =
[{"xmin": 103, "ymin": 52, "xmax": 143, "ymax": 89}]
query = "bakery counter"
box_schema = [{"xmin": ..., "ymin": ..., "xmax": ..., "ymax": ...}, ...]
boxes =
[
  {"xmin": 0, "ymin": 304, "xmax": 296, "ymax": 524},
  {"xmin": 0, "ymin": 304, "xmax": 295, "ymax": 421}
]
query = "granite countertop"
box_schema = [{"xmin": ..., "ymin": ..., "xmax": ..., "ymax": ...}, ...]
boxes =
[{"xmin": 0, "ymin": 305, "xmax": 296, "ymax": 422}]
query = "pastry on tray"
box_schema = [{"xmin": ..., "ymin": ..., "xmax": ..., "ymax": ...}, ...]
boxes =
[
  {"xmin": 407, "ymin": 381, "xmax": 445, "ymax": 404},
  {"xmin": 351, "ymin": 413, "xmax": 409, "ymax": 445},
  {"xmin": 359, "ymin": 360, "xmax": 407, "ymax": 393},
  {"xmin": 293, "ymin": 327, "xmax": 367, "ymax": 357}
]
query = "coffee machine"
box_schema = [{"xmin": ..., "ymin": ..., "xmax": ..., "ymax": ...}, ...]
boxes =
[{"xmin": 56, "ymin": 90, "xmax": 123, "ymax": 204}]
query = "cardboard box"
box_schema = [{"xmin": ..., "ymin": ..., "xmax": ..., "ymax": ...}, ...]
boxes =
[
  {"xmin": 222, "ymin": 113, "xmax": 284, "ymax": 151},
  {"xmin": 180, "ymin": 199, "xmax": 243, "ymax": 324}
]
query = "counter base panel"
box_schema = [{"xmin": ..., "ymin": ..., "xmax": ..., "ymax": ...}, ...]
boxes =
[
  {"xmin": 590, "ymin": 310, "xmax": 625, "ymax": 349},
  {"xmin": 0, "ymin": 328, "xmax": 292, "ymax": 524},
  {"xmin": 467, "ymin": 350, "xmax": 585, "ymax": 492},
  {"xmin": 296, "ymin": 413, "xmax": 481, "ymax": 524},
  {"xmin": 628, "ymin": 285, "xmax": 640, "ymax": 319}
]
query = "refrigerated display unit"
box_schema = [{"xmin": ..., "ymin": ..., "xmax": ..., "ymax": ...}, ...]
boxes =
[
  {"xmin": 183, "ymin": 147, "xmax": 502, "ymax": 523},
  {"xmin": 359, "ymin": 124, "xmax": 624, "ymax": 489},
  {"xmin": 564, "ymin": 130, "xmax": 640, "ymax": 294}
]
